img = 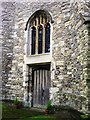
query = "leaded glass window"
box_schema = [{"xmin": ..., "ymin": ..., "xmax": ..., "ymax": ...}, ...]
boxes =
[
  {"xmin": 38, "ymin": 25, "xmax": 43, "ymax": 54},
  {"xmin": 29, "ymin": 12, "xmax": 52, "ymax": 55},
  {"xmin": 31, "ymin": 26, "xmax": 36, "ymax": 55},
  {"xmin": 25, "ymin": 10, "xmax": 54, "ymax": 56},
  {"xmin": 45, "ymin": 23, "xmax": 50, "ymax": 53}
]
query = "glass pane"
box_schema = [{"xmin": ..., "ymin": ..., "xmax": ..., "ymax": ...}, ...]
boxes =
[
  {"xmin": 38, "ymin": 25, "xmax": 43, "ymax": 54},
  {"xmin": 45, "ymin": 23, "xmax": 50, "ymax": 53},
  {"xmin": 31, "ymin": 26, "xmax": 36, "ymax": 55}
]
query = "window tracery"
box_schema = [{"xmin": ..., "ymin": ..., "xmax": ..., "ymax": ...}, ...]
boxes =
[{"xmin": 26, "ymin": 10, "xmax": 53, "ymax": 55}]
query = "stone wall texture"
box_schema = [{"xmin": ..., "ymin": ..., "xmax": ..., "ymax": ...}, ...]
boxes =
[{"xmin": 0, "ymin": 0, "xmax": 90, "ymax": 114}]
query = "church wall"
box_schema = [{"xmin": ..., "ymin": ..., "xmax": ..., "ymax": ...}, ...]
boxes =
[
  {"xmin": 50, "ymin": 1, "xmax": 89, "ymax": 113},
  {"xmin": 1, "ymin": 0, "xmax": 90, "ymax": 114}
]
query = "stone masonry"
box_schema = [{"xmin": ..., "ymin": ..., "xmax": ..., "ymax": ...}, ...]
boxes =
[{"xmin": 0, "ymin": 0, "xmax": 90, "ymax": 114}]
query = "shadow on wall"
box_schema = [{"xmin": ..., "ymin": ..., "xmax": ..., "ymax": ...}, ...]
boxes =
[
  {"xmin": 1, "ymin": 2, "xmax": 16, "ymax": 99},
  {"xmin": 86, "ymin": 21, "xmax": 90, "ymax": 114}
]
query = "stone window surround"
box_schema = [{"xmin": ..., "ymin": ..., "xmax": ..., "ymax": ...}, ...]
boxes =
[
  {"xmin": 30, "ymin": 15, "xmax": 50, "ymax": 55},
  {"xmin": 24, "ymin": 10, "xmax": 54, "ymax": 65},
  {"xmin": 23, "ymin": 10, "xmax": 54, "ymax": 107}
]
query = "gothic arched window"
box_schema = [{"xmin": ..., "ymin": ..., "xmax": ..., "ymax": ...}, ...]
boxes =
[{"xmin": 25, "ymin": 10, "xmax": 53, "ymax": 55}]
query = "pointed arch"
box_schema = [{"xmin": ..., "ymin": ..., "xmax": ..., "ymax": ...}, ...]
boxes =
[
  {"xmin": 26, "ymin": 9, "xmax": 53, "ymax": 55},
  {"xmin": 25, "ymin": 9, "xmax": 54, "ymax": 31}
]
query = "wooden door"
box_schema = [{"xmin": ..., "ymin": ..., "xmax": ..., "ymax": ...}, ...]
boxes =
[{"xmin": 32, "ymin": 66, "xmax": 50, "ymax": 107}]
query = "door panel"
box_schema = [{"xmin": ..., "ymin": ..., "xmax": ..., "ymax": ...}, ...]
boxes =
[{"xmin": 32, "ymin": 67, "xmax": 50, "ymax": 107}]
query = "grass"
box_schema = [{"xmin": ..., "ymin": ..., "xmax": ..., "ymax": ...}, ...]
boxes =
[
  {"xmin": 18, "ymin": 116, "xmax": 56, "ymax": 120},
  {"xmin": 1, "ymin": 101, "xmax": 90, "ymax": 120},
  {"xmin": 1, "ymin": 102, "xmax": 44, "ymax": 120},
  {"xmin": 1, "ymin": 101, "xmax": 55, "ymax": 120}
]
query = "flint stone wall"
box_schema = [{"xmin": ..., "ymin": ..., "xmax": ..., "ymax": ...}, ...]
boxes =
[{"xmin": 0, "ymin": 0, "xmax": 90, "ymax": 114}]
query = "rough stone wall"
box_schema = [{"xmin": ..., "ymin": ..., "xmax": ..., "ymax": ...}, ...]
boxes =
[
  {"xmin": 1, "ymin": 2, "xmax": 16, "ymax": 99},
  {"xmin": 87, "ymin": 22, "xmax": 90, "ymax": 114},
  {"xmin": 50, "ymin": 1, "xmax": 88, "ymax": 113},
  {"xmin": 1, "ymin": 1, "xmax": 25, "ymax": 100},
  {"xmin": 1, "ymin": 0, "xmax": 90, "ymax": 114},
  {"xmin": 50, "ymin": 0, "xmax": 90, "ymax": 113},
  {"xmin": 83, "ymin": 1, "xmax": 90, "ymax": 114}
]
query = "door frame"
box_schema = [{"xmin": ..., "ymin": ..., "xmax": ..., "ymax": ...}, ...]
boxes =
[{"xmin": 31, "ymin": 63, "xmax": 51, "ymax": 107}]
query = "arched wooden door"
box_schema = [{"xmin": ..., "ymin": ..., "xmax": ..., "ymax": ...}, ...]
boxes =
[{"xmin": 32, "ymin": 64, "xmax": 50, "ymax": 107}]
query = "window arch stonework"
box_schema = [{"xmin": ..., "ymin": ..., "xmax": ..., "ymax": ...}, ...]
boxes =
[{"xmin": 26, "ymin": 10, "xmax": 53, "ymax": 55}]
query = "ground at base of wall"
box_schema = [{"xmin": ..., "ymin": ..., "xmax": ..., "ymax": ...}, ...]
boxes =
[{"xmin": 1, "ymin": 101, "xmax": 90, "ymax": 120}]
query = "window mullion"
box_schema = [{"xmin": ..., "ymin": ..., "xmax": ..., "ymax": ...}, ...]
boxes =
[
  {"xmin": 36, "ymin": 18, "xmax": 38, "ymax": 54},
  {"xmin": 33, "ymin": 20, "xmax": 35, "ymax": 26},
  {"xmin": 43, "ymin": 18, "xmax": 45, "ymax": 53}
]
